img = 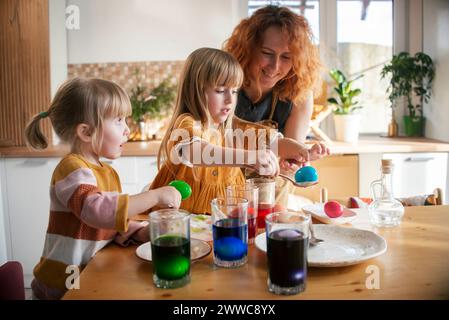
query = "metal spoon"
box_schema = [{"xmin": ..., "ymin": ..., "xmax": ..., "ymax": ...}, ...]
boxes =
[
  {"xmin": 309, "ymin": 222, "xmax": 324, "ymax": 247},
  {"xmin": 279, "ymin": 173, "xmax": 319, "ymax": 188}
]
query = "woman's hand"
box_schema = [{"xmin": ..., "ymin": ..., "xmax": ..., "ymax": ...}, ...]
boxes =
[
  {"xmin": 278, "ymin": 142, "xmax": 329, "ymax": 173},
  {"xmin": 308, "ymin": 142, "xmax": 330, "ymax": 161},
  {"xmin": 277, "ymin": 137, "xmax": 309, "ymax": 163}
]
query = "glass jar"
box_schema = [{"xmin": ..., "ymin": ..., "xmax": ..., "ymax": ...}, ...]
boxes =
[{"xmin": 368, "ymin": 159, "xmax": 404, "ymax": 227}]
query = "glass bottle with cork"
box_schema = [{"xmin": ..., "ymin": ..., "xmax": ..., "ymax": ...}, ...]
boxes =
[{"xmin": 368, "ymin": 159, "xmax": 404, "ymax": 227}]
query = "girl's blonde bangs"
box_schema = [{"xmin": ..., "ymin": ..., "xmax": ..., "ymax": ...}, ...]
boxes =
[
  {"xmin": 101, "ymin": 85, "xmax": 132, "ymax": 119},
  {"xmin": 211, "ymin": 59, "xmax": 244, "ymax": 89}
]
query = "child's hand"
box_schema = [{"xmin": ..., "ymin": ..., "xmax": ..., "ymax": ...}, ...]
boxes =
[
  {"xmin": 308, "ymin": 142, "xmax": 330, "ymax": 161},
  {"xmin": 155, "ymin": 186, "xmax": 182, "ymax": 209},
  {"xmin": 279, "ymin": 158, "xmax": 300, "ymax": 174},
  {"xmin": 253, "ymin": 149, "xmax": 280, "ymax": 176},
  {"xmin": 133, "ymin": 224, "xmax": 150, "ymax": 243}
]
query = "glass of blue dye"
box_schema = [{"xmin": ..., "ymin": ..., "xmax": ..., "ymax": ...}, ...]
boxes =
[{"xmin": 211, "ymin": 197, "xmax": 248, "ymax": 268}]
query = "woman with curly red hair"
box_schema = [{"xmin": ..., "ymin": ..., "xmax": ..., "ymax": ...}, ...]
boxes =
[{"xmin": 224, "ymin": 5, "xmax": 329, "ymax": 205}]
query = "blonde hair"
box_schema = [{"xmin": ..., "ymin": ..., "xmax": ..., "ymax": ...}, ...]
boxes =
[
  {"xmin": 158, "ymin": 47, "xmax": 244, "ymax": 170},
  {"xmin": 25, "ymin": 77, "xmax": 131, "ymax": 154},
  {"xmin": 223, "ymin": 5, "xmax": 322, "ymax": 104}
]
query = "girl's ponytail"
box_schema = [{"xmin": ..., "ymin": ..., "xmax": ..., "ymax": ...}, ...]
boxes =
[{"xmin": 24, "ymin": 111, "xmax": 50, "ymax": 150}]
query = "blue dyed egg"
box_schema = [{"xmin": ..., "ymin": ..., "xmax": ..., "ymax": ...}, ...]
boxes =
[
  {"xmin": 295, "ymin": 166, "xmax": 318, "ymax": 183},
  {"xmin": 214, "ymin": 237, "xmax": 247, "ymax": 261}
]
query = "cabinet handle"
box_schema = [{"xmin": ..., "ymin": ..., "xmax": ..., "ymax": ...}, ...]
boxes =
[
  {"xmin": 22, "ymin": 159, "xmax": 49, "ymax": 166},
  {"xmin": 404, "ymin": 157, "xmax": 434, "ymax": 162}
]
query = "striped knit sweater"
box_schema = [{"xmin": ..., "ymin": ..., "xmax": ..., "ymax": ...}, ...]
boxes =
[{"xmin": 32, "ymin": 153, "xmax": 147, "ymax": 299}]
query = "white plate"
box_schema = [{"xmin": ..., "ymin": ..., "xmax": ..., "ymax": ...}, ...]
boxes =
[
  {"xmin": 255, "ymin": 225, "xmax": 387, "ymax": 267},
  {"xmin": 302, "ymin": 204, "xmax": 357, "ymax": 225},
  {"xmin": 190, "ymin": 214, "xmax": 212, "ymax": 242},
  {"xmin": 136, "ymin": 239, "xmax": 211, "ymax": 262}
]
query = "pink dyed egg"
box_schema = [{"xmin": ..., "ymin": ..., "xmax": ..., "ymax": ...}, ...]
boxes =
[{"xmin": 324, "ymin": 201, "xmax": 343, "ymax": 218}]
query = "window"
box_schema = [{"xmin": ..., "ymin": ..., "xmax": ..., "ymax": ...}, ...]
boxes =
[
  {"xmin": 336, "ymin": 0, "xmax": 393, "ymax": 133},
  {"xmin": 247, "ymin": 0, "xmax": 397, "ymax": 135}
]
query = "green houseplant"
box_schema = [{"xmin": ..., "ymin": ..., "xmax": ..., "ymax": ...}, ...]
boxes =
[
  {"xmin": 129, "ymin": 69, "xmax": 176, "ymax": 140},
  {"xmin": 380, "ymin": 52, "xmax": 435, "ymax": 136},
  {"xmin": 327, "ymin": 69, "xmax": 364, "ymax": 143}
]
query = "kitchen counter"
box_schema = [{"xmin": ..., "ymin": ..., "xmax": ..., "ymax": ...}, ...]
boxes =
[
  {"xmin": 1, "ymin": 135, "xmax": 449, "ymax": 158},
  {"xmin": 63, "ymin": 205, "xmax": 449, "ymax": 299},
  {"xmin": 329, "ymin": 135, "xmax": 449, "ymax": 154},
  {"xmin": 0, "ymin": 140, "xmax": 162, "ymax": 157}
]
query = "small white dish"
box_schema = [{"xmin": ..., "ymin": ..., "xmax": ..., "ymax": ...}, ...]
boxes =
[
  {"xmin": 255, "ymin": 224, "xmax": 387, "ymax": 267},
  {"xmin": 190, "ymin": 214, "xmax": 212, "ymax": 242},
  {"xmin": 136, "ymin": 239, "xmax": 211, "ymax": 262},
  {"xmin": 302, "ymin": 203, "xmax": 357, "ymax": 225}
]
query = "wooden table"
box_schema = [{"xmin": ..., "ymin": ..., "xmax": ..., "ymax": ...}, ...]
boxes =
[{"xmin": 63, "ymin": 206, "xmax": 449, "ymax": 299}]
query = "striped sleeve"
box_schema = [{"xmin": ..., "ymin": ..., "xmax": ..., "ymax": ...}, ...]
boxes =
[{"xmin": 53, "ymin": 161, "xmax": 128, "ymax": 232}]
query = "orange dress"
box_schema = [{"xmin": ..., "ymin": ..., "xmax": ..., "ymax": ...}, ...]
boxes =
[{"xmin": 150, "ymin": 114, "xmax": 245, "ymax": 214}]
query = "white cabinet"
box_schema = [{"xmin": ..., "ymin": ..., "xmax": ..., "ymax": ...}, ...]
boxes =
[
  {"xmin": 103, "ymin": 156, "xmax": 158, "ymax": 193},
  {"xmin": 0, "ymin": 155, "xmax": 158, "ymax": 287},
  {"xmin": 385, "ymin": 153, "xmax": 448, "ymax": 198},
  {"xmin": 359, "ymin": 152, "xmax": 449, "ymax": 203},
  {"xmin": 2, "ymin": 158, "xmax": 60, "ymax": 286}
]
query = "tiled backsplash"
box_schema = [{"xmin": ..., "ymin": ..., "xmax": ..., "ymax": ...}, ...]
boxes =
[{"xmin": 68, "ymin": 61, "xmax": 185, "ymax": 92}]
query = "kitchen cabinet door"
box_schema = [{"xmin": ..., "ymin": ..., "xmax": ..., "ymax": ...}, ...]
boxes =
[
  {"xmin": 384, "ymin": 152, "xmax": 448, "ymax": 199},
  {"xmin": 291, "ymin": 155, "xmax": 359, "ymax": 202},
  {"xmin": 359, "ymin": 152, "xmax": 448, "ymax": 202},
  {"xmin": 103, "ymin": 156, "xmax": 158, "ymax": 193},
  {"xmin": 3, "ymin": 158, "xmax": 60, "ymax": 287},
  {"xmin": 101, "ymin": 156, "xmax": 138, "ymax": 194},
  {"xmin": 135, "ymin": 156, "xmax": 158, "ymax": 192}
]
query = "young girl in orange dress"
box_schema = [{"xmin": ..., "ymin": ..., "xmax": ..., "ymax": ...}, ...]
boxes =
[{"xmin": 149, "ymin": 48, "xmax": 284, "ymax": 214}]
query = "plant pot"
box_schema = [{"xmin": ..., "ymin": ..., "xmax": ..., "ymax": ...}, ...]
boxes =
[
  {"xmin": 403, "ymin": 116, "xmax": 425, "ymax": 137},
  {"xmin": 333, "ymin": 113, "xmax": 361, "ymax": 143}
]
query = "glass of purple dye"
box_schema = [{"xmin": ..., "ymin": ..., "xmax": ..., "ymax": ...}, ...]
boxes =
[{"xmin": 265, "ymin": 211, "xmax": 310, "ymax": 295}]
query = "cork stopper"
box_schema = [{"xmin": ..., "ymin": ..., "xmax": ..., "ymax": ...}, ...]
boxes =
[{"xmin": 381, "ymin": 159, "xmax": 393, "ymax": 174}]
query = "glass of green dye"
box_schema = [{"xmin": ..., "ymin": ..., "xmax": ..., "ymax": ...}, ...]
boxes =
[{"xmin": 149, "ymin": 209, "xmax": 191, "ymax": 289}]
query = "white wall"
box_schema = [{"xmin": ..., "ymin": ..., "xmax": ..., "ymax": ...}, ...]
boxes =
[
  {"xmin": 66, "ymin": 0, "xmax": 247, "ymax": 63},
  {"xmin": 423, "ymin": 0, "xmax": 449, "ymax": 142}
]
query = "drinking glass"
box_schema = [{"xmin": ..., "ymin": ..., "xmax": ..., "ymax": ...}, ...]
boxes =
[
  {"xmin": 226, "ymin": 184, "xmax": 259, "ymax": 244},
  {"xmin": 211, "ymin": 197, "xmax": 248, "ymax": 268},
  {"xmin": 247, "ymin": 177, "xmax": 275, "ymax": 233},
  {"xmin": 265, "ymin": 211, "xmax": 310, "ymax": 295},
  {"xmin": 149, "ymin": 209, "xmax": 190, "ymax": 288}
]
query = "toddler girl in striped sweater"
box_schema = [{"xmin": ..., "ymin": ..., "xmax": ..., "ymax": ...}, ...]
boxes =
[{"xmin": 25, "ymin": 77, "xmax": 181, "ymax": 299}]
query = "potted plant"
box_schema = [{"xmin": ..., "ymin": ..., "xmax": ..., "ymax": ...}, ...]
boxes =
[
  {"xmin": 380, "ymin": 52, "xmax": 435, "ymax": 137},
  {"xmin": 327, "ymin": 69, "xmax": 364, "ymax": 143},
  {"xmin": 129, "ymin": 69, "xmax": 176, "ymax": 141}
]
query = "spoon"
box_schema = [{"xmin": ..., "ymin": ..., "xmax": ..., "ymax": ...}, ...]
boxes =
[
  {"xmin": 279, "ymin": 173, "xmax": 319, "ymax": 188},
  {"xmin": 309, "ymin": 222, "xmax": 324, "ymax": 247}
]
